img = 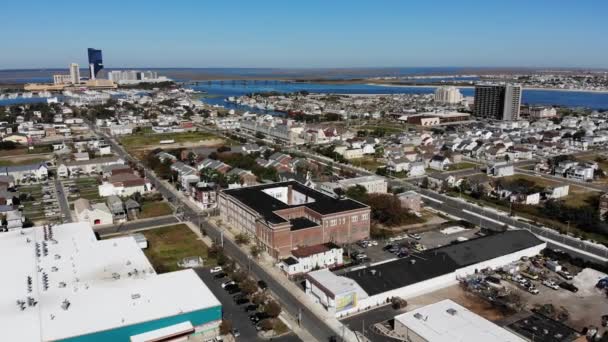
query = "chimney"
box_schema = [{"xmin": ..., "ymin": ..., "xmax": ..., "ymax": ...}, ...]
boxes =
[{"xmin": 287, "ymin": 185, "xmax": 293, "ymax": 205}]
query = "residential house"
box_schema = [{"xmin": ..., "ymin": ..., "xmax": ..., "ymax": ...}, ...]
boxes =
[
  {"xmin": 278, "ymin": 243, "xmax": 344, "ymax": 276},
  {"xmin": 398, "ymin": 191, "xmax": 422, "ymax": 213},
  {"xmin": 0, "ymin": 163, "xmax": 48, "ymax": 183},
  {"xmin": 486, "ymin": 163, "xmax": 515, "ymax": 177},
  {"xmin": 74, "ymin": 198, "xmax": 113, "ymax": 225},
  {"xmin": 429, "ymin": 155, "xmax": 451, "ymax": 171},
  {"xmin": 98, "ymin": 173, "xmax": 151, "ymax": 197},
  {"xmin": 106, "ymin": 195, "xmax": 126, "ymax": 222}
]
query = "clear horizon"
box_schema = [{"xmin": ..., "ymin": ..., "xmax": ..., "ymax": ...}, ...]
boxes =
[{"xmin": 1, "ymin": 1, "xmax": 607, "ymax": 69}]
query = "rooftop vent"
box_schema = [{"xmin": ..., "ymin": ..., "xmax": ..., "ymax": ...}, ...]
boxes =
[
  {"xmin": 131, "ymin": 293, "xmax": 141, "ymax": 300},
  {"xmin": 61, "ymin": 299, "xmax": 70, "ymax": 310},
  {"xmin": 414, "ymin": 313, "xmax": 423, "ymax": 320},
  {"xmin": 446, "ymin": 308, "xmax": 458, "ymax": 316}
]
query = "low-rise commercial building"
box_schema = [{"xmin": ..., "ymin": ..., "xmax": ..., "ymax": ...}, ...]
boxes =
[
  {"xmin": 393, "ymin": 299, "xmax": 526, "ymax": 342},
  {"xmin": 219, "ymin": 181, "xmax": 370, "ymax": 258},
  {"xmin": 306, "ymin": 230, "xmax": 545, "ymax": 317},
  {"xmin": 1, "ymin": 222, "xmax": 222, "ymax": 341}
]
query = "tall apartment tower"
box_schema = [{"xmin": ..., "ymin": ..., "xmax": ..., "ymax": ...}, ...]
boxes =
[
  {"xmin": 434, "ymin": 86, "xmax": 463, "ymax": 104},
  {"xmin": 473, "ymin": 84, "xmax": 522, "ymax": 121},
  {"xmin": 69, "ymin": 63, "xmax": 80, "ymax": 84}
]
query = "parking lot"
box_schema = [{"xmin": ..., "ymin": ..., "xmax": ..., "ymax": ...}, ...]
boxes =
[
  {"xmin": 345, "ymin": 225, "xmax": 481, "ymax": 267},
  {"xmin": 62, "ymin": 177, "xmax": 103, "ymax": 205},
  {"xmin": 194, "ymin": 267, "xmax": 301, "ymax": 342},
  {"xmin": 18, "ymin": 183, "xmax": 63, "ymax": 225}
]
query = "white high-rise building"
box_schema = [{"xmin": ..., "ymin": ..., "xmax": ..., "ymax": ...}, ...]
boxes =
[
  {"xmin": 434, "ymin": 86, "xmax": 463, "ymax": 104},
  {"xmin": 69, "ymin": 63, "xmax": 80, "ymax": 84}
]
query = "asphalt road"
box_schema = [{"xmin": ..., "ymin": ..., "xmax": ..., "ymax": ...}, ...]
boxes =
[
  {"xmin": 54, "ymin": 178, "xmax": 72, "ymax": 222},
  {"xmin": 92, "ymin": 125, "xmax": 338, "ymax": 342},
  {"xmin": 94, "ymin": 215, "xmax": 180, "ymax": 236},
  {"xmin": 194, "ymin": 268, "xmax": 302, "ymax": 342}
]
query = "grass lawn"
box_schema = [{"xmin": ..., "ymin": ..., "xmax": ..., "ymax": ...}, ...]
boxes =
[
  {"xmin": 119, "ymin": 131, "xmax": 219, "ymax": 149},
  {"xmin": 350, "ymin": 157, "xmax": 383, "ymax": 171},
  {"xmin": 0, "ymin": 158, "xmax": 47, "ymax": 167},
  {"xmin": 139, "ymin": 201, "xmax": 173, "ymax": 219},
  {"xmin": 502, "ymin": 174, "xmax": 560, "ymax": 188},
  {"xmin": 141, "ymin": 224, "xmax": 213, "ymax": 273},
  {"xmin": 447, "ymin": 162, "xmax": 477, "ymax": 171}
]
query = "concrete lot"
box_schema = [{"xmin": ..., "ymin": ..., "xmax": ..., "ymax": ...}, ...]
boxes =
[{"xmin": 505, "ymin": 267, "xmax": 608, "ymax": 333}]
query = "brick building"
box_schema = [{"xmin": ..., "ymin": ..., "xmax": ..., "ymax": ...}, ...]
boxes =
[{"xmin": 219, "ymin": 181, "xmax": 370, "ymax": 258}]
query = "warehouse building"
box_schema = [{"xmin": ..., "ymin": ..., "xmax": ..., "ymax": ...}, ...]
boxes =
[
  {"xmin": 219, "ymin": 181, "xmax": 371, "ymax": 258},
  {"xmin": 306, "ymin": 230, "xmax": 546, "ymax": 317},
  {"xmin": 393, "ymin": 299, "xmax": 526, "ymax": 342},
  {"xmin": 2, "ymin": 222, "xmax": 222, "ymax": 341}
]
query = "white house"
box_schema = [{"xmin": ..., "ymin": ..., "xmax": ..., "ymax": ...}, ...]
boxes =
[
  {"xmin": 278, "ymin": 243, "xmax": 344, "ymax": 276},
  {"xmin": 74, "ymin": 198, "xmax": 113, "ymax": 226},
  {"xmin": 486, "ymin": 163, "xmax": 514, "ymax": 177},
  {"xmin": 408, "ymin": 162, "xmax": 426, "ymax": 177},
  {"xmin": 429, "ymin": 155, "xmax": 451, "ymax": 171},
  {"xmin": 0, "ymin": 163, "xmax": 48, "ymax": 183},
  {"xmin": 98, "ymin": 173, "xmax": 151, "ymax": 197},
  {"xmin": 546, "ymin": 185, "xmax": 569, "ymax": 199}
]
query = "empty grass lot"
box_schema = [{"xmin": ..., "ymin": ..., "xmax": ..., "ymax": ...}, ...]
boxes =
[
  {"xmin": 140, "ymin": 224, "xmax": 212, "ymax": 273},
  {"xmin": 119, "ymin": 131, "xmax": 218, "ymax": 149},
  {"xmin": 138, "ymin": 201, "xmax": 173, "ymax": 219},
  {"xmin": 446, "ymin": 162, "xmax": 477, "ymax": 171}
]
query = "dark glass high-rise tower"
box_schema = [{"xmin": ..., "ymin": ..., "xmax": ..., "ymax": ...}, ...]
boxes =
[{"xmin": 87, "ymin": 48, "xmax": 103, "ymax": 79}]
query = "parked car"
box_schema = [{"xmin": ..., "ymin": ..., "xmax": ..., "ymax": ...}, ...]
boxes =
[
  {"xmin": 557, "ymin": 270, "xmax": 573, "ymax": 280},
  {"xmin": 235, "ymin": 297, "xmax": 250, "ymax": 305},
  {"xmin": 243, "ymin": 304, "xmax": 259, "ymax": 312},
  {"xmin": 214, "ymin": 272, "xmax": 227, "ymax": 279},
  {"xmin": 221, "ymin": 280, "xmax": 236, "ymax": 288},
  {"xmin": 382, "ymin": 244, "xmax": 394, "ymax": 251},
  {"xmin": 408, "ymin": 233, "xmax": 422, "ymax": 240},
  {"xmin": 210, "ymin": 266, "xmax": 223, "ymax": 273},
  {"xmin": 231, "ymin": 328, "xmax": 241, "ymax": 337},
  {"xmin": 527, "ymin": 286, "xmax": 540, "ymax": 295},
  {"xmin": 559, "ymin": 282, "xmax": 579, "ymax": 293},
  {"xmin": 257, "ymin": 280, "xmax": 268, "ymax": 290},
  {"xmin": 227, "ymin": 286, "xmax": 241, "ymax": 295},
  {"xmin": 542, "ymin": 279, "xmax": 559, "ymax": 290},
  {"xmin": 412, "ymin": 243, "xmax": 426, "ymax": 252}
]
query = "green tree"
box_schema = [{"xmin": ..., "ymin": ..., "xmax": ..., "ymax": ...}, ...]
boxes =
[
  {"xmin": 235, "ymin": 233, "xmax": 250, "ymax": 245},
  {"xmin": 345, "ymin": 185, "xmax": 368, "ymax": 203}
]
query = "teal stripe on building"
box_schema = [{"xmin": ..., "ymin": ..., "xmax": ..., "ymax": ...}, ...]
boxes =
[{"xmin": 58, "ymin": 305, "xmax": 222, "ymax": 342}]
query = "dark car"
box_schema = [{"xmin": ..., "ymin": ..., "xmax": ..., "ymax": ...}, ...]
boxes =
[
  {"xmin": 214, "ymin": 272, "xmax": 227, "ymax": 279},
  {"xmin": 382, "ymin": 244, "xmax": 394, "ymax": 251},
  {"xmin": 231, "ymin": 328, "xmax": 241, "ymax": 337},
  {"xmin": 486, "ymin": 276, "xmax": 501, "ymax": 284},
  {"xmin": 224, "ymin": 284, "xmax": 239, "ymax": 291},
  {"xmin": 244, "ymin": 304, "xmax": 259, "ymax": 312},
  {"xmin": 249, "ymin": 312, "xmax": 269, "ymax": 323},
  {"xmin": 235, "ymin": 297, "xmax": 250, "ymax": 305},
  {"xmin": 559, "ymin": 282, "xmax": 578, "ymax": 293},
  {"xmin": 257, "ymin": 280, "xmax": 268, "ymax": 290}
]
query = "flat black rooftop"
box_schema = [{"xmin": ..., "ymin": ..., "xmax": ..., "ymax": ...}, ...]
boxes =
[
  {"xmin": 507, "ymin": 313, "xmax": 579, "ymax": 342},
  {"xmin": 223, "ymin": 181, "xmax": 368, "ymax": 225},
  {"xmin": 343, "ymin": 230, "xmax": 544, "ymax": 296},
  {"xmin": 290, "ymin": 217, "xmax": 319, "ymax": 231}
]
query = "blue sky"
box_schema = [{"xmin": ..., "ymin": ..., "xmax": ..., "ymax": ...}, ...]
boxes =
[{"xmin": 1, "ymin": 0, "xmax": 607, "ymax": 69}]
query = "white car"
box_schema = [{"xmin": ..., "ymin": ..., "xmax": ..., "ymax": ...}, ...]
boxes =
[
  {"xmin": 542, "ymin": 280, "xmax": 559, "ymax": 290},
  {"xmin": 369, "ymin": 240, "xmax": 378, "ymax": 246},
  {"xmin": 210, "ymin": 266, "xmax": 223, "ymax": 274},
  {"xmin": 408, "ymin": 233, "xmax": 422, "ymax": 240},
  {"xmin": 221, "ymin": 280, "xmax": 235, "ymax": 288},
  {"xmin": 527, "ymin": 286, "xmax": 539, "ymax": 295}
]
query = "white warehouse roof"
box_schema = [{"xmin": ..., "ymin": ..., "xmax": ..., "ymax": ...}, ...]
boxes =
[
  {"xmin": 395, "ymin": 299, "xmax": 526, "ymax": 342},
  {"xmin": 1, "ymin": 222, "xmax": 220, "ymax": 341}
]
